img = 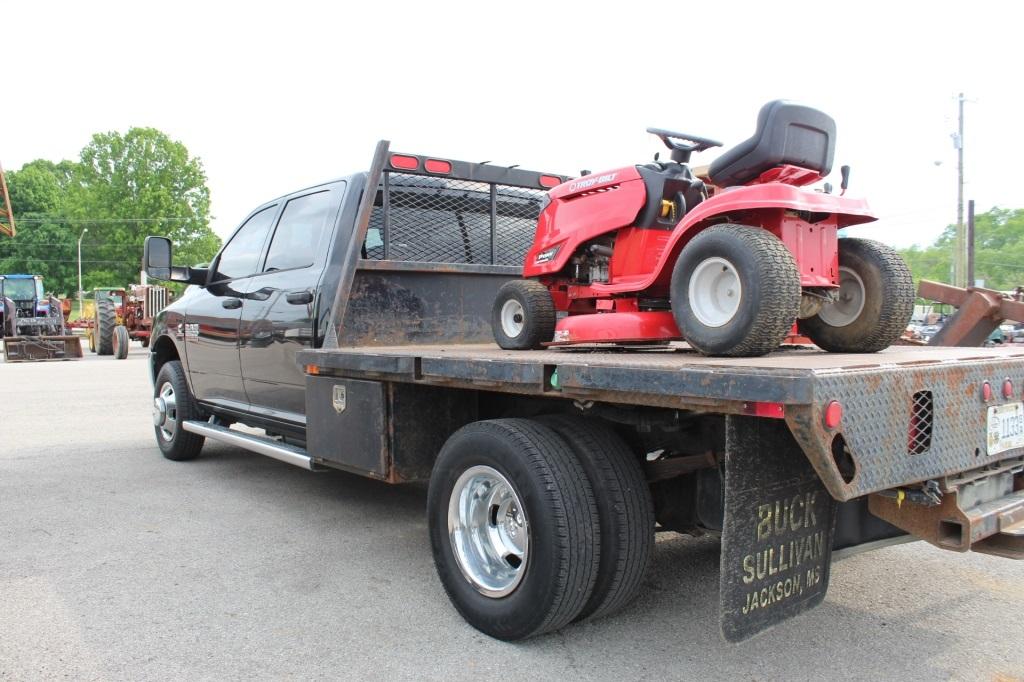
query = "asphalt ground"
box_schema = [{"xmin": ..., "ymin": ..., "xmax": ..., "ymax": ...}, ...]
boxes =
[{"xmin": 1, "ymin": 345, "xmax": 1022, "ymax": 681}]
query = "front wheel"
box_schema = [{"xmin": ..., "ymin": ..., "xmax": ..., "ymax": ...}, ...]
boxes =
[
  {"xmin": 113, "ymin": 325, "xmax": 130, "ymax": 359},
  {"xmin": 491, "ymin": 280, "xmax": 556, "ymax": 350},
  {"xmin": 799, "ymin": 238, "xmax": 914, "ymax": 353},
  {"xmin": 427, "ymin": 419, "xmax": 600, "ymax": 640},
  {"xmin": 671, "ymin": 225, "xmax": 801, "ymax": 357},
  {"xmin": 152, "ymin": 360, "xmax": 205, "ymax": 461}
]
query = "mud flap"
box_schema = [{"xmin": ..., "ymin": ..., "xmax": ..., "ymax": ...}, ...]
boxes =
[{"xmin": 720, "ymin": 416, "xmax": 837, "ymax": 642}]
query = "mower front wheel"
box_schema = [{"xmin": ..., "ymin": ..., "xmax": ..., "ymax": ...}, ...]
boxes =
[
  {"xmin": 671, "ymin": 225, "xmax": 801, "ymax": 357},
  {"xmin": 492, "ymin": 279, "xmax": 556, "ymax": 350}
]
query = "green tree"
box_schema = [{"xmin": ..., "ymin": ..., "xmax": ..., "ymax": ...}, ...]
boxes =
[
  {"xmin": 0, "ymin": 160, "xmax": 79, "ymax": 295},
  {"xmin": 0, "ymin": 128, "xmax": 220, "ymax": 296},
  {"xmin": 899, "ymin": 208, "xmax": 1024, "ymax": 293}
]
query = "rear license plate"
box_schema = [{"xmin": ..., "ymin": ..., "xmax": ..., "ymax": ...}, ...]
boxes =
[{"xmin": 987, "ymin": 402, "xmax": 1024, "ymax": 456}]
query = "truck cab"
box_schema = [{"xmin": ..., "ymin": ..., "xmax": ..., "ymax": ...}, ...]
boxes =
[{"xmin": 150, "ymin": 178, "xmax": 356, "ymax": 440}]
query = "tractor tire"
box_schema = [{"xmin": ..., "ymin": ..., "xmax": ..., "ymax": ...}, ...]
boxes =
[
  {"xmin": 799, "ymin": 238, "xmax": 915, "ymax": 353},
  {"xmin": 153, "ymin": 360, "xmax": 205, "ymax": 461},
  {"xmin": 671, "ymin": 224, "xmax": 801, "ymax": 357},
  {"xmin": 47, "ymin": 296, "xmax": 65, "ymax": 335},
  {"xmin": 427, "ymin": 419, "xmax": 600, "ymax": 640},
  {"xmin": 537, "ymin": 415, "xmax": 655, "ymax": 622},
  {"xmin": 113, "ymin": 325, "xmax": 130, "ymax": 359},
  {"xmin": 95, "ymin": 297, "xmax": 116, "ymax": 355},
  {"xmin": 492, "ymin": 279, "xmax": 556, "ymax": 350},
  {"xmin": 2, "ymin": 297, "xmax": 15, "ymax": 337}
]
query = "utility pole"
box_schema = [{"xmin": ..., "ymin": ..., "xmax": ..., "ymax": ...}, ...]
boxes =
[
  {"xmin": 967, "ymin": 199, "xmax": 975, "ymax": 287},
  {"xmin": 77, "ymin": 227, "xmax": 88, "ymax": 319},
  {"xmin": 953, "ymin": 92, "xmax": 966, "ymax": 287}
]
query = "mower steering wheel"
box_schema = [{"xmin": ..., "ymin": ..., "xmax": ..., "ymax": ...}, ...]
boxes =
[{"xmin": 647, "ymin": 127, "xmax": 723, "ymax": 163}]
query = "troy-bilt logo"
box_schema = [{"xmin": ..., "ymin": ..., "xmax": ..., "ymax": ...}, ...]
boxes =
[{"xmin": 567, "ymin": 173, "xmax": 616, "ymax": 192}]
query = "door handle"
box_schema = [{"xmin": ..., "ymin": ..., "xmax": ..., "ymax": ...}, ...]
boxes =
[
  {"xmin": 222, "ymin": 298, "xmax": 242, "ymax": 309},
  {"xmin": 286, "ymin": 290, "xmax": 314, "ymax": 305}
]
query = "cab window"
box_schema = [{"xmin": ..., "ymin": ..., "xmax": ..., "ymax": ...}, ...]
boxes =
[
  {"xmin": 213, "ymin": 206, "xmax": 277, "ymax": 281},
  {"xmin": 263, "ymin": 190, "xmax": 333, "ymax": 272}
]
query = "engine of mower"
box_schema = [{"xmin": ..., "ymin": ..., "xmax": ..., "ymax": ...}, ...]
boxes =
[{"xmin": 493, "ymin": 100, "xmax": 915, "ymax": 357}]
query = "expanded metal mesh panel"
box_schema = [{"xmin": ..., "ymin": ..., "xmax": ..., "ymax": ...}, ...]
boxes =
[{"xmin": 364, "ymin": 172, "xmax": 545, "ymax": 266}]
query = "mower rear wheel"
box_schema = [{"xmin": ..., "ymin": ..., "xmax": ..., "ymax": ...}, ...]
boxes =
[
  {"xmin": 492, "ymin": 279, "xmax": 556, "ymax": 350},
  {"xmin": 799, "ymin": 238, "xmax": 914, "ymax": 353},
  {"xmin": 671, "ymin": 225, "xmax": 801, "ymax": 356},
  {"xmin": 153, "ymin": 360, "xmax": 205, "ymax": 461},
  {"xmin": 113, "ymin": 325, "xmax": 130, "ymax": 359},
  {"xmin": 95, "ymin": 297, "xmax": 116, "ymax": 356}
]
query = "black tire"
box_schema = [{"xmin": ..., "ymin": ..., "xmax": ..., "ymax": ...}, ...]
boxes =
[
  {"xmin": 47, "ymin": 296, "xmax": 65, "ymax": 335},
  {"xmin": 153, "ymin": 360, "xmax": 205, "ymax": 461},
  {"xmin": 671, "ymin": 224, "xmax": 801, "ymax": 357},
  {"xmin": 427, "ymin": 419, "xmax": 600, "ymax": 640},
  {"xmin": 799, "ymin": 238, "xmax": 914, "ymax": 353},
  {"xmin": 113, "ymin": 325, "xmax": 130, "ymax": 359},
  {"xmin": 1, "ymin": 297, "xmax": 13, "ymax": 337},
  {"xmin": 537, "ymin": 415, "xmax": 654, "ymax": 621},
  {"xmin": 95, "ymin": 297, "xmax": 116, "ymax": 355},
  {"xmin": 492, "ymin": 279, "xmax": 556, "ymax": 350}
]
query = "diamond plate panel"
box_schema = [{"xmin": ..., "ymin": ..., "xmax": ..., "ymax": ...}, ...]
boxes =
[{"xmin": 788, "ymin": 357, "xmax": 1024, "ymax": 500}]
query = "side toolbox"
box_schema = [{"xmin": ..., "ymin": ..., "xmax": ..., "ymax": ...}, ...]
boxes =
[{"xmin": 306, "ymin": 376, "xmax": 477, "ymax": 482}]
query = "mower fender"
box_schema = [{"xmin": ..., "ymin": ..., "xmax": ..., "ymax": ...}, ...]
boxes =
[{"xmin": 591, "ymin": 184, "xmax": 877, "ymax": 295}]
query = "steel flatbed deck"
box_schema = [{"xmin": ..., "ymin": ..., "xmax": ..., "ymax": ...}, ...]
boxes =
[
  {"xmin": 300, "ymin": 342, "xmax": 1024, "ymax": 501},
  {"xmin": 302, "ymin": 342, "xmax": 1024, "ymax": 408}
]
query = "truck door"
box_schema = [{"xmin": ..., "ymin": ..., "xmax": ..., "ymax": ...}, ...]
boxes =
[
  {"xmin": 185, "ymin": 204, "xmax": 278, "ymax": 407},
  {"xmin": 239, "ymin": 184, "xmax": 343, "ymax": 422}
]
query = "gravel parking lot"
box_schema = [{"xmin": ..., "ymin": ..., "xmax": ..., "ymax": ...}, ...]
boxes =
[{"xmin": 2, "ymin": 347, "xmax": 1022, "ymax": 681}]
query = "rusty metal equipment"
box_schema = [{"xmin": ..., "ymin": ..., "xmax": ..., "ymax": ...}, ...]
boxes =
[
  {"xmin": 77, "ymin": 284, "xmax": 169, "ymax": 356},
  {"xmin": 919, "ymin": 279, "xmax": 1024, "ymax": 346},
  {"xmin": 1, "ymin": 274, "xmax": 83, "ymax": 362},
  {"xmin": 0, "ymin": 161, "xmax": 14, "ymax": 238},
  {"xmin": 854, "ymin": 279, "xmax": 1024, "ymax": 558}
]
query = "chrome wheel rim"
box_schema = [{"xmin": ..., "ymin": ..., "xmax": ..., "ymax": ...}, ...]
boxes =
[
  {"xmin": 500, "ymin": 299, "xmax": 526, "ymax": 339},
  {"xmin": 688, "ymin": 256, "xmax": 742, "ymax": 328},
  {"xmin": 153, "ymin": 381, "xmax": 177, "ymax": 442},
  {"xmin": 819, "ymin": 266, "xmax": 866, "ymax": 328},
  {"xmin": 448, "ymin": 465, "xmax": 529, "ymax": 597}
]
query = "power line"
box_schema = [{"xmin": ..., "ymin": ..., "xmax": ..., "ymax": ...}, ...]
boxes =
[{"xmin": 13, "ymin": 216, "xmax": 199, "ymax": 223}]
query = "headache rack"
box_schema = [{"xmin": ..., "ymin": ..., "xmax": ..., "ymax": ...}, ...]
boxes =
[{"xmin": 363, "ymin": 151, "xmax": 570, "ymax": 267}]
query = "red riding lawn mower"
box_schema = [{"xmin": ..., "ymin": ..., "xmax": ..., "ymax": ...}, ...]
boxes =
[{"xmin": 492, "ymin": 100, "xmax": 915, "ymax": 357}]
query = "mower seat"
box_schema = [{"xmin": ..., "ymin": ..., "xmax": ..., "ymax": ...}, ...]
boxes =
[{"xmin": 707, "ymin": 100, "xmax": 835, "ymax": 187}]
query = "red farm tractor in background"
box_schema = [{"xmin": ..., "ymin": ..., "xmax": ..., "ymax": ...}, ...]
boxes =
[{"xmin": 491, "ymin": 100, "xmax": 915, "ymax": 357}]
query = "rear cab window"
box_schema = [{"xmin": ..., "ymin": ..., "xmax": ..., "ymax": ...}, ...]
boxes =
[{"xmin": 263, "ymin": 190, "xmax": 333, "ymax": 272}]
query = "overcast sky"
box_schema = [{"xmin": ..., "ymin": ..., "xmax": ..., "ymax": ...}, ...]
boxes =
[{"xmin": 5, "ymin": 1, "xmax": 1022, "ymax": 249}]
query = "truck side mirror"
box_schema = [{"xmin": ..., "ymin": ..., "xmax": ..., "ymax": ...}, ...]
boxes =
[
  {"xmin": 143, "ymin": 236, "xmax": 209, "ymax": 285},
  {"xmin": 144, "ymin": 236, "xmax": 173, "ymax": 280}
]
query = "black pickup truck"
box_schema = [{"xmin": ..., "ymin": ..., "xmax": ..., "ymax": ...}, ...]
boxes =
[{"xmin": 143, "ymin": 141, "xmax": 1024, "ymax": 643}]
